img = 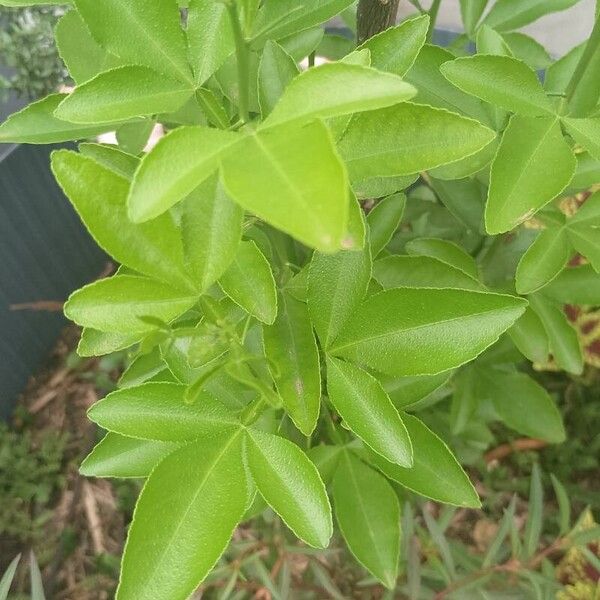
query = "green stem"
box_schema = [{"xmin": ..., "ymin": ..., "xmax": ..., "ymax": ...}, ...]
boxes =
[
  {"xmin": 427, "ymin": 0, "xmax": 442, "ymax": 41},
  {"xmin": 227, "ymin": 1, "xmax": 250, "ymax": 124}
]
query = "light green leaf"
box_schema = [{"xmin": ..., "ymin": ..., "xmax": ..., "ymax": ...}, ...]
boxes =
[
  {"xmin": 354, "ymin": 175, "xmax": 417, "ymax": 200},
  {"xmin": 88, "ymin": 382, "xmax": 239, "ymax": 441},
  {"xmin": 79, "ymin": 142, "xmax": 139, "ymax": 179},
  {"xmin": 245, "ymin": 429, "xmax": 332, "ymax": 548},
  {"xmin": 338, "ymin": 103, "xmax": 496, "ymax": 182},
  {"xmin": 0, "ymin": 94, "xmax": 119, "ymax": 144},
  {"xmin": 486, "ymin": 116, "xmax": 576, "ymax": 234},
  {"xmin": 117, "ymin": 431, "xmax": 248, "ymax": 600},
  {"xmin": 503, "ymin": 33, "xmax": 552, "ymax": 70},
  {"xmin": 29, "ymin": 552, "xmax": 45, "ymax": 600},
  {"xmin": 326, "ymin": 357, "xmax": 412, "ymax": 467},
  {"xmin": 80, "ymin": 433, "xmax": 178, "ymax": 478},
  {"xmin": 221, "ymin": 120, "xmax": 348, "ymax": 252},
  {"xmin": 258, "ymin": 40, "xmax": 300, "ymax": 118},
  {"xmin": 51, "ymin": 150, "xmax": 192, "ymax": 290},
  {"xmin": 358, "ymin": 14, "xmax": 429, "ymax": 76},
  {"xmin": 367, "ymin": 193, "xmax": 406, "ymax": 257},
  {"xmin": 542, "ymin": 264, "xmax": 600, "ymax": 305},
  {"xmin": 333, "ymin": 452, "xmax": 400, "ymax": 588},
  {"xmin": 566, "ymin": 226, "xmax": 600, "ymax": 272},
  {"xmin": 405, "ymin": 45, "xmax": 492, "ymax": 125},
  {"xmin": 308, "ymin": 245, "xmax": 371, "ymax": 348},
  {"xmin": 55, "ymin": 66, "xmax": 193, "ymax": 124},
  {"xmin": 251, "ymin": 0, "xmax": 354, "ymax": 45},
  {"xmin": 450, "ymin": 367, "xmax": 480, "ymax": 434},
  {"xmin": 370, "ymin": 413, "xmax": 480, "ymax": 507},
  {"xmin": 373, "ymin": 255, "xmax": 482, "ymax": 291},
  {"xmin": 509, "ymin": 307, "xmax": 550, "ymax": 364},
  {"xmin": 524, "ymin": 464, "xmax": 543, "ymax": 559},
  {"xmin": 329, "ymin": 287, "xmax": 526, "ymax": 376},
  {"xmin": 476, "ymin": 25, "xmax": 513, "ymax": 56},
  {"xmin": 64, "ymin": 275, "xmax": 198, "ymax": 334},
  {"xmin": 0, "ymin": 555, "xmax": 20, "ymax": 600},
  {"xmin": 550, "ymin": 474, "xmax": 571, "ymax": 535},
  {"xmin": 381, "ymin": 372, "xmax": 453, "ymax": 410},
  {"xmin": 441, "ymin": 55, "xmax": 554, "ymax": 116},
  {"xmin": 263, "ymin": 292, "xmax": 321, "ymax": 435},
  {"xmin": 405, "ymin": 238, "xmax": 478, "ymax": 279},
  {"xmin": 219, "ymin": 240, "xmax": 278, "ymax": 324},
  {"xmin": 128, "ymin": 126, "xmax": 239, "ymax": 222},
  {"xmin": 516, "ymin": 227, "xmax": 572, "ymax": 294},
  {"xmin": 483, "ymin": 0, "xmax": 580, "ymax": 32},
  {"xmin": 55, "ymin": 9, "xmax": 121, "ymax": 85},
  {"xmin": 530, "ymin": 294, "xmax": 584, "ymax": 374},
  {"xmin": 459, "ymin": 0, "xmax": 488, "ymax": 36},
  {"xmin": 570, "ymin": 152, "xmax": 600, "ymax": 191},
  {"xmin": 563, "ymin": 117, "xmax": 600, "ymax": 162},
  {"xmin": 569, "ymin": 191, "xmax": 600, "ymax": 227},
  {"xmin": 263, "ymin": 63, "xmax": 416, "ymax": 128},
  {"xmin": 429, "ymin": 177, "xmax": 486, "ymax": 232},
  {"xmin": 187, "ymin": 0, "xmax": 235, "ymax": 85},
  {"xmin": 480, "ymin": 369, "xmax": 565, "ymax": 442},
  {"xmin": 77, "ymin": 328, "xmax": 143, "ymax": 358},
  {"xmin": 116, "ymin": 119, "xmax": 155, "ymax": 155},
  {"xmin": 73, "ymin": 0, "xmax": 192, "ymax": 83},
  {"xmin": 181, "ymin": 174, "xmax": 244, "ymax": 292},
  {"xmin": 545, "ymin": 43, "xmax": 585, "ymax": 95}
]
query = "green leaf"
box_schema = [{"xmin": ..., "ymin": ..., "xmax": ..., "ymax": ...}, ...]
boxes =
[
  {"xmin": 219, "ymin": 240, "xmax": 278, "ymax": 324},
  {"xmin": 450, "ymin": 367, "xmax": 480, "ymax": 434},
  {"xmin": 79, "ymin": 142, "xmax": 139, "ymax": 179},
  {"xmin": 373, "ymin": 255, "xmax": 482, "ymax": 291},
  {"xmin": 258, "ymin": 40, "xmax": 299, "ymax": 118},
  {"xmin": 326, "ymin": 357, "xmax": 412, "ymax": 467},
  {"xmin": 329, "ymin": 287, "xmax": 526, "ymax": 376},
  {"xmin": 251, "ymin": 0, "xmax": 354, "ymax": 44},
  {"xmin": 181, "ymin": 174, "xmax": 244, "ymax": 291},
  {"xmin": 0, "ymin": 94, "xmax": 118, "ymax": 144},
  {"xmin": 459, "ymin": 0, "xmax": 488, "ymax": 36},
  {"xmin": 503, "ymin": 33, "xmax": 552, "ymax": 70},
  {"xmin": 550, "ymin": 474, "xmax": 571, "ymax": 535},
  {"xmin": 80, "ymin": 433, "xmax": 178, "ymax": 478},
  {"xmin": 73, "ymin": 0, "xmax": 192, "ymax": 83},
  {"xmin": 509, "ymin": 307, "xmax": 550, "ymax": 364},
  {"xmin": 358, "ymin": 14, "xmax": 429, "ymax": 76},
  {"xmin": 245, "ymin": 429, "xmax": 332, "ymax": 548},
  {"xmin": 333, "ymin": 452, "xmax": 400, "ymax": 588},
  {"xmin": 51, "ymin": 150, "xmax": 191, "ymax": 290},
  {"xmin": 116, "ymin": 119, "xmax": 155, "ymax": 155},
  {"xmin": 480, "ymin": 370, "xmax": 566, "ymax": 442},
  {"xmin": 55, "ymin": 66, "xmax": 193, "ymax": 124},
  {"xmin": 516, "ymin": 227, "xmax": 572, "ymax": 294},
  {"xmin": 486, "ymin": 116, "xmax": 576, "ymax": 234},
  {"xmin": 429, "ymin": 177, "xmax": 486, "ymax": 232},
  {"xmin": 88, "ymin": 382, "xmax": 239, "ymax": 441},
  {"xmin": 263, "ymin": 292, "xmax": 321, "ymax": 435},
  {"xmin": 571, "ymin": 152, "xmax": 600, "ymax": 191},
  {"xmin": 569, "ymin": 191, "xmax": 600, "ymax": 227},
  {"xmin": 565, "ymin": 16, "xmax": 600, "ymax": 116},
  {"xmin": 482, "ymin": 0, "xmax": 580, "ymax": 32},
  {"xmin": 29, "ymin": 552, "xmax": 45, "ymax": 600},
  {"xmin": 187, "ymin": 0, "xmax": 234, "ymax": 85},
  {"xmin": 195, "ymin": 88, "xmax": 230, "ymax": 129},
  {"xmin": 545, "ymin": 43, "xmax": 585, "ymax": 95},
  {"xmin": 382, "ymin": 372, "xmax": 452, "ymax": 410},
  {"xmin": 429, "ymin": 136, "xmax": 499, "ymax": 181},
  {"xmin": 441, "ymin": 55, "xmax": 554, "ymax": 116},
  {"xmin": 476, "ymin": 25, "xmax": 513, "ymax": 56},
  {"xmin": 405, "ymin": 45, "xmax": 492, "ymax": 125},
  {"xmin": 338, "ymin": 103, "xmax": 496, "ymax": 182},
  {"xmin": 221, "ymin": 120, "xmax": 348, "ymax": 252},
  {"xmin": 117, "ymin": 431, "xmax": 248, "ymax": 600},
  {"xmin": 530, "ymin": 294, "xmax": 584, "ymax": 374},
  {"xmin": 64, "ymin": 275, "xmax": 198, "ymax": 334},
  {"xmin": 77, "ymin": 328, "xmax": 143, "ymax": 358},
  {"xmin": 370, "ymin": 413, "xmax": 480, "ymax": 507},
  {"xmin": 523, "ymin": 464, "xmax": 543, "ymax": 559},
  {"xmin": 263, "ymin": 63, "xmax": 416, "ymax": 128},
  {"xmin": 0, "ymin": 555, "xmax": 20, "ymax": 600},
  {"xmin": 128, "ymin": 126, "xmax": 239, "ymax": 222},
  {"xmin": 308, "ymin": 245, "xmax": 371, "ymax": 348},
  {"xmin": 55, "ymin": 9, "xmax": 121, "ymax": 85},
  {"xmin": 367, "ymin": 193, "xmax": 406, "ymax": 257},
  {"xmin": 563, "ymin": 117, "xmax": 600, "ymax": 162},
  {"xmin": 541, "ymin": 264, "xmax": 600, "ymax": 305},
  {"xmin": 405, "ymin": 238, "xmax": 478, "ymax": 279},
  {"xmin": 567, "ymin": 226, "xmax": 600, "ymax": 272}
]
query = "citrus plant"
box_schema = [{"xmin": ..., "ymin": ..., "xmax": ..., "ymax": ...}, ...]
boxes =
[{"xmin": 1, "ymin": 0, "xmax": 599, "ymax": 597}]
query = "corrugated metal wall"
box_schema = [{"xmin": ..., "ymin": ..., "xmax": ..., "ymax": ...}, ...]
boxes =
[{"xmin": 0, "ymin": 142, "xmax": 107, "ymax": 418}]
